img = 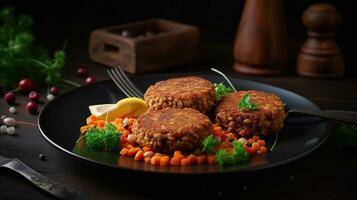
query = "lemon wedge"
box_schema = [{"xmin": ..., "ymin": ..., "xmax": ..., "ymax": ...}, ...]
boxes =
[{"xmin": 89, "ymin": 97, "xmax": 148, "ymax": 121}]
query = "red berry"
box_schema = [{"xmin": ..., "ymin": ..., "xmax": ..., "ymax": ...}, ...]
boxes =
[
  {"xmin": 85, "ymin": 77, "xmax": 96, "ymax": 84},
  {"xmin": 77, "ymin": 68, "xmax": 88, "ymax": 77},
  {"xmin": 26, "ymin": 101, "xmax": 38, "ymax": 114},
  {"xmin": 4, "ymin": 92, "xmax": 16, "ymax": 104},
  {"xmin": 28, "ymin": 91, "xmax": 41, "ymax": 102},
  {"xmin": 18, "ymin": 78, "xmax": 33, "ymax": 92},
  {"xmin": 49, "ymin": 86, "xmax": 59, "ymax": 95}
]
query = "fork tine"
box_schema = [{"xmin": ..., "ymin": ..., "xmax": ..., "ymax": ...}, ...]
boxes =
[
  {"xmin": 110, "ymin": 69, "xmax": 140, "ymax": 97},
  {"xmin": 107, "ymin": 70, "xmax": 135, "ymax": 97},
  {"xmin": 112, "ymin": 68, "xmax": 144, "ymax": 98},
  {"xmin": 115, "ymin": 67, "xmax": 144, "ymax": 98}
]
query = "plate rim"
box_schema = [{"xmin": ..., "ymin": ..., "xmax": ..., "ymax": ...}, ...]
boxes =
[{"xmin": 38, "ymin": 75, "xmax": 331, "ymax": 174}]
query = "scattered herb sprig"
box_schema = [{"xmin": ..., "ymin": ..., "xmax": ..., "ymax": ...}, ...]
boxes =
[
  {"xmin": 0, "ymin": 7, "xmax": 66, "ymax": 89},
  {"xmin": 239, "ymin": 94, "xmax": 258, "ymax": 111},
  {"xmin": 214, "ymin": 83, "xmax": 234, "ymax": 101},
  {"xmin": 85, "ymin": 124, "xmax": 122, "ymax": 151},
  {"xmin": 202, "ymin": 135, "xmax": 220, "ymax": 153},
  {"xmin": 215, "ymin": 141, "xmax": 249, "ymax": 166}
]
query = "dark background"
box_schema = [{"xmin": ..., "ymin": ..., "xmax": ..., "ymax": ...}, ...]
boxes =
[{"xmin": 0, "ymin": 0, "xmax": 356, "ymax": 74}]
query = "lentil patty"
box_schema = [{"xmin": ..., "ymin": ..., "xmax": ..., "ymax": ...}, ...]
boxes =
[
  {"xmin": 144, "ymin": 76, "xmax": 215, "ymax": 113},
  {"xmin": 215, "ymin": 90, "xmax": 286, "ymax": 137},
  {"xmin": 133, "ymin": 108, "xmax": 212, "ymax": 154}
]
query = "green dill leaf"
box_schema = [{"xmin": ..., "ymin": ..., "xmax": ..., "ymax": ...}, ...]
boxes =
[
  {"xmin": 216, "ymin": 149, "xmax": 232, "ymax": 166},
  {"xmin": 85, "ymin": 127, "xmax": 105, "ymax": 149},
  {"xmin": 231, "ymin": 141, "xmax": 249, "ymax": 163},
  {"xmin": 103, "ymin": 124, "xmax": 122, "ymax": 150},
  {"xmin": 238, "ymin": 94, "xmax": 258, "ymax": 111},
  {"xmin": 85, "ymin": 124, "xmax": 122, "ymax": 151},
  {"xmin": 202, "ymin": 135, "xmax": 220, "ymax": 153},
  {"xmin": 0, "ymin": 7, "xmax": 66, "ymax": 89},
  {"xmin": 214, "ymin": 82, "xmax": 234, "ymax": 101}
]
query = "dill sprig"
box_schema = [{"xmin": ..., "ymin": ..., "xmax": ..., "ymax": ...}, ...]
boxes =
[
  {"xmin": 214, "ymin": 83, "xmax": 234, "ymax": 101},
  {"xmin": 202, "ymin": 135, "xmax": 220, "ymax": 153},
  {"xmin": 85, "ymin": 124, "xmax": 122, "ymax": 151},
  {"xmin": 215, "ymin": 141, "xmax": 249, "ymax": 166},
  {"xmin": 238, "ymin": 94, "xmax": 258, "ymax": 111},
  {"xmin": 0, "ymin": 7, "xmax": 66, "ymax": 89}
]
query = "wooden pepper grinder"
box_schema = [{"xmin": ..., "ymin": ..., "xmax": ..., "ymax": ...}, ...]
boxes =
[
  {"xmin": 297, "ymin": 3, "xmax": 344, "ymax": 77},
  {"xmin": 233, "ymin": 0, "xmax": 288, "ymax": 75}
]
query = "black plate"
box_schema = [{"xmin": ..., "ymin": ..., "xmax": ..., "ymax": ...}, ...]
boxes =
[{"xmin": 38, "ymin": 74, "xmax": 330, "ymax": 174}]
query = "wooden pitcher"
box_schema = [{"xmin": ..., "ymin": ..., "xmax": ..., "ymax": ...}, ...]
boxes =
[{"xmin": 233, "ymin": 0, "xmax": 288, "ymax": 75}]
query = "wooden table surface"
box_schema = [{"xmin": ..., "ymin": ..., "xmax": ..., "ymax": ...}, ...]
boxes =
[{"xmin": 0, "ymin": 45, "xmax": 357, "ymax": 200}]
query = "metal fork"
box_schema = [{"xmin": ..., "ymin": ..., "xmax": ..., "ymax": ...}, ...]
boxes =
[{"xmin": 107, "ymin": 66, "xmax": 144, "ymax": 98}]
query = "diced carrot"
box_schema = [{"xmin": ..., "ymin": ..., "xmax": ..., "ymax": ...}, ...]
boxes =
[
  {"xmin": 174, "ymin": 151, "xmax": 183, "ymax": 157},
  {"xmin": 97, "ymin": 120, "xmax": 105, "ymax": 128},
  {"xmin": 213, "ymin": 126, "xmax": 223, "ymax": 136},
  {"xmin": 144, "ymin": 157, "xmax": 151, "ymax": 163},
  {"xmin": 252, "ymin": 135, "xmax": 260, "ymax": 141},
  {"xmin": 86, "ymin": 115, "xmax": 97, "ymax": 125},
  {"xmin": 143, "ymin": 147, "xmax": 152, "ymax": 152},
  {"xmin": 258, "ymin": 146, "xmax": 267, "ymax": 154},
  {"xmin": 170, "ymin": 157, "xmax": 181, "ymax": 166},
  {"xmin": 124, "ymin": 144, "xmax": 134, "ymax": 149},
  {"xmin": 180, "ymin": 158, "xmax": 191, "ymax": 166},
  {"xmin": 114, "ymin": 118, "xmax": 123, "ymax": 124},
  {"xmin": 127, "ymin": 147, "xmax": 140, "ymax": 157},
  {"xmin": 150, "ymin": 156, "xmax": 161, "ymax": 165},
  {"xmin": 197, "ymin": 155, "xmax": 206, "ymax": 165},
  {"xmin": 128, "ymin": 118, "xmax": 135, "ymax": 126},
  {"xmin": 207, "ymin": 154, "xmax": 216, "ymax": 165},
  {"xmin": 245, "ymin": 146, "xmax": 255, "ymax": 155},
  {"xmin": 219, "ymin": 141, "xmax": 232, "ymax": 149},
  {"xmin": 252, "ymin": 142, "xmax": 260, "ymax": 152},
  {"xmin": 187, "ymin": 154, "xmax": 198, "ymax": 165},
  {"xmin": 120, "ymin": 148, "xmax": 128, "ymax": 156},
  {"xmin": 160, "ymin": 156, "xmax": 170, "ymax": 166},
  {"xmin": 122, "ymin": 130, "xmax": 130, "ymax": 136},
  {"xmin": 155, "ymin": 153, "xmax": 163, "ymax": 157},
  {"xmin": 80, "ymin": 125, "xmax": 88, "ymax": 134},
  {"xmin": 257, "ymin": 140, "xmax": 266, "ymax": 146},
  {"xmin": 120, "ymin": 135, "xmax": 128, "ymax": 144},
  {"xmin": 134, "ymin": 150, "xmax": 144, "ymax": 160}
]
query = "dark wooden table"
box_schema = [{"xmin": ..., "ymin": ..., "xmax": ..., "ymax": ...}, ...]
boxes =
[{"xmin": 1, "ymin": 44, "xmax": 357, "ymax": 200}]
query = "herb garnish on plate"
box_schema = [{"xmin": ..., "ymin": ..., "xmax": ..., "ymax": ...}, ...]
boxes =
[
  {"xmin": 215, "ymin": 141, "xmax": 249, "ymax": 166},
  {"xmin": 238, "ymin": 94, "xmax": 258, "ymax": 111},
  {"xmin": 202, "ymin": 135, "xmax": 220, "ymax": 153},
  {"xmin": 85, "ymin": 124, "xmax": 122, "ymax": 150},
  {"xmin": 214, "ymin": 83, "xmax": 234, "ymax": 101}
]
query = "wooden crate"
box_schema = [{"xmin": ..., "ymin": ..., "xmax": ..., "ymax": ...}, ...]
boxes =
[{"xmin": 89, "ymin": 19, "xmax": 199, "ymax": 74}]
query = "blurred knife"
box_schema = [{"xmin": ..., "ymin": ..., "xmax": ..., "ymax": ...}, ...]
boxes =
[{"xmin": 0, "ymin": 155, "xmax": 87, "ymax": 200}]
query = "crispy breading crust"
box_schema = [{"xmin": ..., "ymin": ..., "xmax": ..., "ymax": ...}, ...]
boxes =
[
  {"xmin": 133, "ymin": 108, "xmax": 212, "ymax": 154},
  {"xmin": 215, "ymin": 90, "xmax": 286, "ymax": 137},
  {"xmin": 144, "ymin": 76, "xmax": 216, "ymax": 113}
]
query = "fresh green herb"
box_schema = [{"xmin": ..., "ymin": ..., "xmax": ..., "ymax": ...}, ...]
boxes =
[
  {"xmin": 231, "ymin": 141, "xmax": 249, "ymax": 163},
  {"xmin": 216, "ymin": 149, "xmax": 232, "ymax": 166},
  {"xmin": 202, "ymin": 135, "xmax": 220, "ymax": 153},
  {"xmin": 214, "ymin": 83, "xmax": 234, "ymax": 101},
  {"xmin": 85, "ymin": 124, "xmax": 122, "ymax": 150},
  {"xmin": 103, "ymin": 124, "xmax": 121, "ymax": 150},
  {"xmin": 85, "ymin": 127, "xmax": 105, "ymax": 149},
  {"xmin": 0, "ymin": 7, "xmax": 66, "ymax": 89},
  {"xmin": 238, "ymin": 94, "xmax": 258, "ymax": 111},
  {"xmin": 215, "ymin": 141, "xmax": 249, "ymax": 166}
]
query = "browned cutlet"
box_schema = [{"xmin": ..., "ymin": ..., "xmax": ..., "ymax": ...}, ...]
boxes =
[
  {"xmin": 144, "ymin": 76, "xmax": 215, "ymax": 113},
  {"xmin": 132, "ymin": 108, "xmax": 212, "ymax": 154},
  {"xmin": 215, "ymin": 90, "xmax": 286, "ymax": 137}
]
